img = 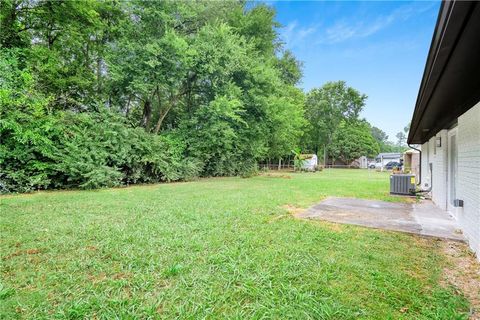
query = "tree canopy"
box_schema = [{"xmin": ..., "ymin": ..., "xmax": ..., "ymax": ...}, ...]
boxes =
[
  {"xmin": 370, "ymin": 125, "xmax": 407, "ymax": 153},
  {"xmin": 303, "ymin": 81, "xmax": 367, "ymax": 162},
  {"xmin": 328, "ymin": 121, "xmax": 380, "ymax": 164},
  {"xmin": 1, "ymin": 0, "xmax": 394, "ymax": 192}
]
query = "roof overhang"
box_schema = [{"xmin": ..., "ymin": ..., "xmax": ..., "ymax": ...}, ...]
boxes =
[{"xmin": 408, "ymin": 1, "xmax": 480, "ymax": 144}]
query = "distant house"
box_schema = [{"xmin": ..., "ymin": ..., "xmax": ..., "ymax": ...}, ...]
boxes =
[
  {"xmin": 407, "ymin": 1, "xmax": 480, "ymax": 259},
  {"xmin": 403, "ymin": 149, "xmax": 420, "ymax": 177},
  {"xmin": 327, "ymin": 156, "xmax": 368, "ymax": 168},
  {"xmin": 375, "ymin": 153, "xmax": 402, "ymax": 167}
]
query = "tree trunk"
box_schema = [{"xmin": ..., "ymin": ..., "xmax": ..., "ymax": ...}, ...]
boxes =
[
  {"xmin": 96, "ymin": 56, "xmax": 102, "ymax": 93},
  {"xmin": 153, "ymin": 105, "xmax": 172, "ymax": 134},
  {"xmin": 125, "ymin": 96, "xmax": 131, "ymax": 116},
  {"xmin": 153, "ymin": 93, "xmax": 177, "ymax": 134},
  {"xmin": 323, "ymin": 144, "xmax": 327, "ymax": 168},
  {"xmin": 278, "ymin": 158, "xmax": 281, "ymax": 170},
  {"xmin": 141, "ymin": 100, "xmax": 152, "ymax": 128}
]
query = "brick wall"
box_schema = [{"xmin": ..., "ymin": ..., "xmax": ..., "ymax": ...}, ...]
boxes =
[
  {"xmin": 457, "ymin": 102, "xmax": 480, "ymax": 256},
  {"xmin": 420, "ymin": 142, "xmax": 430, "ymax": 188},
  {"xmin": 419, "ymin": 102, "xmax": 480, "ymax": 258},
  {"xmin": 421, "ymin": 130, "xmax": 448, "ymax": 210},
  {"xmin": 432, "ymin": 130, "xmax": 448, "ymax": 210}
]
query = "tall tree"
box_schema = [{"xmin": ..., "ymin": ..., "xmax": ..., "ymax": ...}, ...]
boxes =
[
  {"xmin": 371, "ymin": 126, "xmax": 389, "ymax": 145},
  {"xmin": 275, "ymin": 50, "xmax": 303, "ymax": 86},
  {"xmin": 1, "ymin": 0, "xmax": 310, "ymax": 191},
  {"xmin": 328, "ymin": 121, "xmax": 379, "ymax": 164},
  {"xmin": 0, "ymin": 0, "xmax": 123, "ymax": 109},
  {"xmin": 305, "ymin": 81, "xmax": 366, "ymax": 164},
  {"xmin": 396, "ymin": 123, "xmax": 410, "ymax": 147},
  {"xmin": 396, "ymin": 132, "xmax": 406, "ymax": 147}
]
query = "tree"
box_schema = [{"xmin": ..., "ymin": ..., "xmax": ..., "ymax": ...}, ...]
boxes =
[
  {"xmin": 328, "ymin": 121, "xmax": 380, "ymax": 164},
  {"xmin": 0, "ymin": 0, "xmax": 31, "ymax": 48},
  {"xmin": 0, "ymin": 0, "xmax": 123, "ymax": 110},
  {"xmin": 1, "ymin": 0, "xmax": 309, "ymax": 191},
  {"xmin": 275, "ymin": 50, "xmax": 303, "ymax": 86},
  {"xmin": 396, "ymin": 132, "xmax": 406, "ymax": 147},
  {"xmin": 228, "ymin": 4, "xmax": 280, "ymax": 56},
  {"xmin": 395, "ymin": 123, "xmax": 410, "ymax": 147},
  {"xmin": 107, "ymin": 1, "xmax": 195, "ymax": 131},
  {"xmin": 265, "ymin": 86, "xmax": 306, "ymax": 169},
  {"xmin": 304, "ymin": 81, "xmax": 367, "ymax": 164},
  {"xmin": 371, "ymin": 126, "xmax": 388, "ymax": 145}
]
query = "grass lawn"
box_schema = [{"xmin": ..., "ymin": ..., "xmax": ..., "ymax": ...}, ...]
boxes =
[{"xmin": 0, "ymin": 169, "xmax": 470, "ymax": 319}]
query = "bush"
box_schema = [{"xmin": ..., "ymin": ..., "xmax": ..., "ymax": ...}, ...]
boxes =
[
  {"xmin": 0, "ymin": 49, "xmax": 258, "ymax": 192},
  {"xmin": 0, "ymin": 108, "xmax": 202, "ymax": 192},
  {"xmin": 239, "ymin": 160, "xmax": 258, "ymax": 178},
  {"xmin": 0, "ymin": 49, "xmax": 59, "ymax": 192}
]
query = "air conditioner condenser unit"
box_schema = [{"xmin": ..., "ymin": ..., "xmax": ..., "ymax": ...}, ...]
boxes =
[{"xmin": 390, "ymin": 174, "xmax": 416, "ymax": 195}]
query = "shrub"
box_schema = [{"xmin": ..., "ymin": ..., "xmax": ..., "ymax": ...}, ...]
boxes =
[
  {"xmin": 0, "ymin": 108, "xmax": 202, "ymax": 192},
  {"xmin": 239, "ymin": 159, "xmax": 258, "ymax": 178}
]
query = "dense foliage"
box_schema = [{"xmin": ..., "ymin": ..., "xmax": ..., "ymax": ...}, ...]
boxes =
[
  {"xmin": 328, "ymin": 121, "xmax": 379, "ymax": 164},
  {"xmin": 1, "ymin": 0, "xmax": 393, "ymax": 192},
  {"xmin": 303, "ymin": 81, "xmax": 367, "ymax": 163},
  {"xmin": 0, "ymin": 0, "xmax": 307, "ymax": 192}
]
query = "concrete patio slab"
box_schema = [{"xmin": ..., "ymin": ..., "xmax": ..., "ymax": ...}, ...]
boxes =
[{"xmin": 297, "ymin": 197, "xmax": 465, "ymax": 241}]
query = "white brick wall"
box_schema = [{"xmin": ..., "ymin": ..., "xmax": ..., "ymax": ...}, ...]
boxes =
[
  {"xmin": 419, "ymin": 101, "xmax": 480, "ymax": 258},
  {"xmin": 457, "ymin": 102, "xmax": 480, "ymax": 256},
  {"xmin": 420, "ymin": 130, "xmax": 448, "ymax": 210},
  {"xmin": 420, "ymin": 141, "xmax": 430, "ymax": 188},
  {"xmin": 432, "ymin": 130, "xmax": 448, "ymax": 210}
]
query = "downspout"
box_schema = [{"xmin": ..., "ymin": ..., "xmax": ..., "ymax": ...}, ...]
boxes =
[
  {"xmin": 408, "ymin": 144, "xmax": 422, "ymax": 185},
  {"xmin": 415, "ymin": 163, "xmax": 433, "ymax": 194}
]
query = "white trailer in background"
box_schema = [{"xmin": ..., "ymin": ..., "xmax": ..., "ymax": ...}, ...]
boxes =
[{"xmin": 301, "ymin": 154, "xmax": 318, "ymax": 171}]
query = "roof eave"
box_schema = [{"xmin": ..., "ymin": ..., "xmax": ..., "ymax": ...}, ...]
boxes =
[{"xmin": 408, "ymin": 1, "xmax": 480, "ymax": 145}]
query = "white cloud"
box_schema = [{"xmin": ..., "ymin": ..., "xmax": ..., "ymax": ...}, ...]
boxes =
[
  {"xmin": 280, "ymin": 20, "xmax": 318, "ymax": 49},
  {"xmin": 320, "ymin": 2, "xmax": 436, "ymax": 44},
  {"xmin": 298, "ymin": 26, "xmax": 317, "ymax": 39}
]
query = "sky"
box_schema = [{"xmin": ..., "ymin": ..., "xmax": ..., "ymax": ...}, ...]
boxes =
[{"xmin": 267, "ymin": 0, "xmax": 440, "ymax": 142}]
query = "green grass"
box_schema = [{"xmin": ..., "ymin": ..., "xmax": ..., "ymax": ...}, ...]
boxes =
[{"xmin": 0, "ymin": 169, "xmax": 469, "ymax": 319}]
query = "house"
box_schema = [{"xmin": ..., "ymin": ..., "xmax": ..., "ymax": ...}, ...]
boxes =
[
  {"xmin": 403, "ymin": 149, "xmax": 420, "ymax": 177},
  {"xmin": 375, "ymin": 153, "xmax": 402, "ymax": 167},
  {"xmin": 327, "ymin": 156, "xmax": 368, "ymax": 168},
  {"xmin": 407, "ymin": 1, "xmax": 480, "ymax": 258}
]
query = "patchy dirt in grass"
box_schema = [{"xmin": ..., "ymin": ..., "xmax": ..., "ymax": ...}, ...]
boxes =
[
  {"xmin": 2, "ymin": 248, "xmax": 42, "ymax": 260},
  {"xmin": 268, "ymin": 214, "xmax": 290, "ymax": 223},
  {"xmin": 440, "ymin": 240, "xmax": 480, "ymax": 319},
  {"xmin": 261, "ymin": 173, "xmax": 292, "ymax": 179},
  {"xmin": 88, "ymin": 272, "xmax": 107, "ymax": 283},
  {"xmin": 112, "ymin": 272, "xmax": 132, "ymax": 280},
  {"xmin": 268, "ymin": 204, "xmax": 304, "ymax": 223},
  {"xmin": 283, "ymin": 204, "xmax": 345, "ymax": 232},
  {"xmin": 318, "ymin": 221, "xmax": 345, "ymax": 232},
  {"xmin": 88, "ymin": 272, "xmax": 133, "ymax": 283},
  {"xmin": 156, "ymin": 304, "xmax": 164, "ymax": 315},
  {"xmin": 282, "ymin": 204, "xmax": 305, "ymax": 215}
]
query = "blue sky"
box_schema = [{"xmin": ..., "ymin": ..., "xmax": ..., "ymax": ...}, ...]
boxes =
[{"xmin": 267, "ymin": 1, "xmax": 440, "ymax": 142}]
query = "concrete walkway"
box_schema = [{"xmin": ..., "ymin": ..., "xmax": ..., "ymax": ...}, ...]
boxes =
[{"xmin": 297, "ymin": 197, "xmax": 464, "ymax": 241}]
